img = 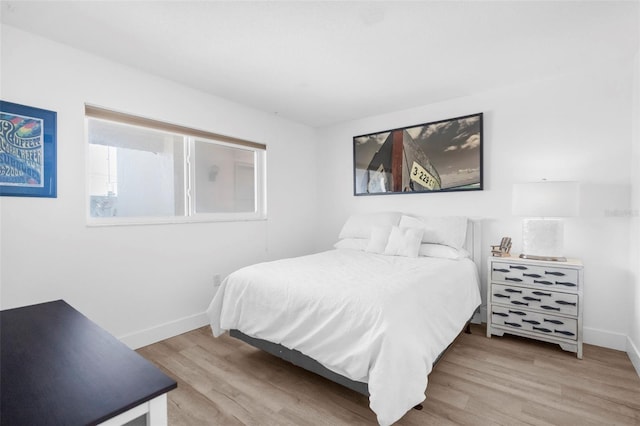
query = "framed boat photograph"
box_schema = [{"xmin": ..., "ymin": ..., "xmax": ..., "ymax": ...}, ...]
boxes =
[
  {"xmin": 0, "ymin": 100, "xmax": 57, "ymax": 198},
  {"xmin": 353, "ymin": 113, "xmax": 483, "ymax": 196}
]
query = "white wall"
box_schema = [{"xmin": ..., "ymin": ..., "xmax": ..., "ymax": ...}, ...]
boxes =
[
  {"xmin": 629, "ymin": 47, "xmax": 640, "ymax": 374},
  {"xmin": 2, "ymin": 21, "xmax": 638, "ymax": 360},
  {"xmin": 0, "ymin": 25, "xmax": 319, "ymax": 348},
  {"xmin": 316, "ymin": 60, "xmax": 636, "ymax": 351}
]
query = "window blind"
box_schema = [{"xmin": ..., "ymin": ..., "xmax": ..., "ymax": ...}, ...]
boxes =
[{"xmin": 85, "ymin": 104, "xmax": 266, "ymax": 151}]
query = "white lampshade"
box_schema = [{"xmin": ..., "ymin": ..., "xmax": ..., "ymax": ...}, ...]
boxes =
[{"xmin": 512, "ymin": 181, "xmax": 579, "ymax": 218}]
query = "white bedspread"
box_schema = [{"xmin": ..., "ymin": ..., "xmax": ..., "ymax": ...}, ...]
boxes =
[{"xmin": 206, "ymin": 249, "xmax": 481, "ymax": 425}]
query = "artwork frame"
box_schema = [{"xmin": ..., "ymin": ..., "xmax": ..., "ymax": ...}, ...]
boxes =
[
  {"xmin": 0, "ymin": 100, "xmax": 57, "ymax": 198},
  {"xmin": 353, "ymin": 112, "xmax": 483, "ymax": 196}
]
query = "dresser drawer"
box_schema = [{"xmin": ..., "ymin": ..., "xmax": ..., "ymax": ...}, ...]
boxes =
[
  {"xmin": 491, "ymin": 262, "xmax": 579, "ymax": 291},
  {"xmin": 491, "ymin": 283, "xmax": 578, "ymax": 316},
  {"xmin": 491, "ymin": 305, "xmax": 578, "ymax": 341}
]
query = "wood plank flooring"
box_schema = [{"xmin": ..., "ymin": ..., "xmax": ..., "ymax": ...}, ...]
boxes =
[{"xmin": 136, "ymin": 324, "xmax": 640, "ymax": 425}]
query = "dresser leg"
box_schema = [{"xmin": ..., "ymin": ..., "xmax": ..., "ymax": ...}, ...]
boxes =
[
  {"xmin": 489, "ymin": 328, "xmax": 505, "ymax": 337},
  {"xmin": 577, "ymin": 343, "xmax": 583, "ymax": 359},
  {"xmin": 559, "ymin": 342, "xmax": 582, "ymax": 359}
]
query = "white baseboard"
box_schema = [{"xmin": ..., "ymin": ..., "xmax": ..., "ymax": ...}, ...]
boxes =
[
  {"xmin": 627, "ymin": 336, "xmax": 640, "ymax": 378},
  {"xmin": 118, "ymin": 311, "xmax": 209, "ymax": 350},
  {"xmin": 119, "ymin": 311, "xmax": 639, "ymax": 379},
  {"xmin": 583, "ymin": 326, "xmax": 628, "ymax": 351}
]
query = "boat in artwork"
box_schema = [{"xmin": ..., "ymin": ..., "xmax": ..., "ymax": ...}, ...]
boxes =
[{"xmin": 364, "ymin": 129, "xmax": 441, "ymax": 194}]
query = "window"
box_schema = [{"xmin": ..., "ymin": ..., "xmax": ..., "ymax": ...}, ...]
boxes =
[{"xmin": 86, "ymin": 105, "xmax": 266, "ymax": 225}]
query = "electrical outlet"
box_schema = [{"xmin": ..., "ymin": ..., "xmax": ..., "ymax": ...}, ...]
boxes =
[{"xmin": 213, "ymin": 274, "xmax": 222, "ymax": 287}]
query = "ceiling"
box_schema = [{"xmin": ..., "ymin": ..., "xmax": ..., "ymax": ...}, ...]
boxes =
[{"xmin": 1, "ymin": 1, "xmax": 638, "ymax": 127}]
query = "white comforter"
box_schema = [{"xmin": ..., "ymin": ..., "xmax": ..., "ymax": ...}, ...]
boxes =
[{"xmin": 206, "ymin": 249, "xmax": 481, "ymax": 425}]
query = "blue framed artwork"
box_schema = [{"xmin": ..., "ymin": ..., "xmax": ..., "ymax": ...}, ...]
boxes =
[{"xmin": 0, "ymin": 100, "xmax": 57, "ymax": 197}]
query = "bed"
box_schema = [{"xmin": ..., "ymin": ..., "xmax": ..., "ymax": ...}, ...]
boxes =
[{"xmin": 206, "ymin": 212, "xmax": 482, "ymax": 425}]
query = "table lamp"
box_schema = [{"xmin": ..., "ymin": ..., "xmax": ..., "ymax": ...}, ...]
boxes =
[{"xmin": 512, "ymin": 181, "xmax": 579, "ymax": 262}]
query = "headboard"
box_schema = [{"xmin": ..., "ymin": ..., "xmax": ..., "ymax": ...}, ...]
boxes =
[
  {"xmin": 464, "ymin": 218, "xmax": 483, "ymax": 324},
  {"xmin": 464, "ymin": 218, "xmax": 482, "ymax": 270}
]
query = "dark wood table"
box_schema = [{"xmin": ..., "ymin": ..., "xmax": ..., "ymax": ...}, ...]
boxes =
[{"xmin": 1, "ymin": 300, "xmax": 177, "ymax": 425}]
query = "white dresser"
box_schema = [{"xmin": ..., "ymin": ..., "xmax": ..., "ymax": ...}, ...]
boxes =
[{"xmin": 486, "ymin": 255, "xmax": 584, "ymax": 359}]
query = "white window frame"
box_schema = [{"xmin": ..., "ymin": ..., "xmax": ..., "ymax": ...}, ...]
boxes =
[{"xmin": 85, "ymin": 105, "xmax": 267, "ymax": 226}]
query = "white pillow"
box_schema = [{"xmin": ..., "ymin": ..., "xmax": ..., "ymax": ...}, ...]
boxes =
[
  {"xmin": 338, "ymin": 212, "xmax": 402, "ymax": 239},
  {"xmin": 334, "ymin": 238, "xmax": 368, "ymax": 251},
  {"xmin": 365, "ymin": 226, "xmax": 392, "ymax": 254},
  {"xmin": 398, "ymin": 215, "xmax": 468, "ymax": 250},
  {"xmin": 419, "ymin": 243, "xmax": 470, "ymax": 260},
  {"xmin": 383, "ymin": 226, "xmax": 424, "ymax": 258}
]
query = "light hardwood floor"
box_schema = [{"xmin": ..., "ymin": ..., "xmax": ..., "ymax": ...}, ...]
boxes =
[{"xmin": 137, "ymin": 324, "xmax": 640, "ymax": 425}]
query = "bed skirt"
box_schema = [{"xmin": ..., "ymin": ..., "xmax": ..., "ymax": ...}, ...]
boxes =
[
  {"xmin": 229, "ymin": 319, "xmax": 472, "ymax": 399},
  {"xmin": 230, "ymin": 329, "xmax": 369, "ymax": 395}
]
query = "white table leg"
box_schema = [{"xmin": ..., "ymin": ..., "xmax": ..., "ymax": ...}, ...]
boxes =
[
  {"xmin": 146, "ymin": 394, "xmax": 168, "ymax": 426},
  {"xmin": 97, "ymin": 394, "xmax": 168, "ymax": 426}
]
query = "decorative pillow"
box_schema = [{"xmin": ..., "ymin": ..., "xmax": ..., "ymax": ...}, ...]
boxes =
[
  {"xmin": 383, "ymin": 226, "xmax": 424, "ymax": 258},
  {"xmin": 365, "ymin": 226, "xmax": 392, "ymax": 254},
  {"xmin": 338, "ymin": 212, "xmax": 402, "ymax": 239},
  {"xmin": 419, "ymin": 243, "xmax": 470, "ymax": 260},
  {"xmin": 334, "ymin": 238, "xmax": 368, "ymax": 251},
  {"xmin": 398, "ymin": 215, "xmax": 468, "ymax": 250}
]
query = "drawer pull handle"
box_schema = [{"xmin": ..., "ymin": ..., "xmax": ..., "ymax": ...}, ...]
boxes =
[
  {"xmin": 534, "ymin": 280, "xmax": 553, "ymax": 285},
  {"xmin": 554, "ymin": 330, "xmax": 575, "ymax": 336},
  {"xmin": 532, "ymin": 291, "xmax": 551, "ymax": 296},
  {"xmin": 511, "ymin": 301, "xmax": 529, "ymax": 306},
  {"xmin": 545, "ymin": 271, "xmax": 566, "ymax": 276},
  {"xmin": 522, "ymin": 319, "xmax": 541, "ymax": 325},
  {"xmin": 492, "ymin": 312, "xmax": 508, "ymax": 317},
  {"xmin": 523, "ymin": 273, "xmax": 542, "ymax": 278},
  {"xmin": 509, "ymin": 265, "xmax": 528, "ymax": 270},
  {"xmin": 541, "ymin": 305, "xmax": 560, "ymax": 311},
  {"xmin": 493, "ymin": 268, "xmax": 509, "ymax": 272},
  {"xmin": 505, "ymin": 277, "xmax": 523, "ymax": 282},
  {"xmin": 494, "ymin": 294, "xmax": 510, "ymax": 299},
  {"xmin": 504, "ymin": 322, "xmax": 522, "ymax": 327},
  {"xmin": 508, "ymin": 310, "xmax": 526, "ymax": 316},
  {"xmin": 504, "ymin": 288, "xmax": 522, "ymax": 293},
  {"xmin": 555, "ymin": 300, "xmax": 577, "ymax": 306},
  {"xmin": 533, "ymin": 326, "xmax": 552, "ymax": 333},
  {"xmin": 523, "ymin": 297, "xmax": 541, "ymax": 302},
  {"xmin": 555, "ymin": 281, "xmax": 577, "ymax": 287},
  {"xmin": 544, "ymin": 319, "xmax": 564, "ymax": 325}
]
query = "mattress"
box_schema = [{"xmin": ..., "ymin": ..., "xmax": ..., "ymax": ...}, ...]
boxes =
[{"xmin": 206, "ymin": 248, "xmax": 481, "ymax": 425}]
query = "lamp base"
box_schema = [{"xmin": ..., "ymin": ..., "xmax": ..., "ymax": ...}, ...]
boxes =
[
  {"xmin": 521, "ymin": 218, "xmax": 566, "ymax": 260},
  {"xmin": 519, "ymin": 253, "xmax": 567, "ymax": 262}
]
